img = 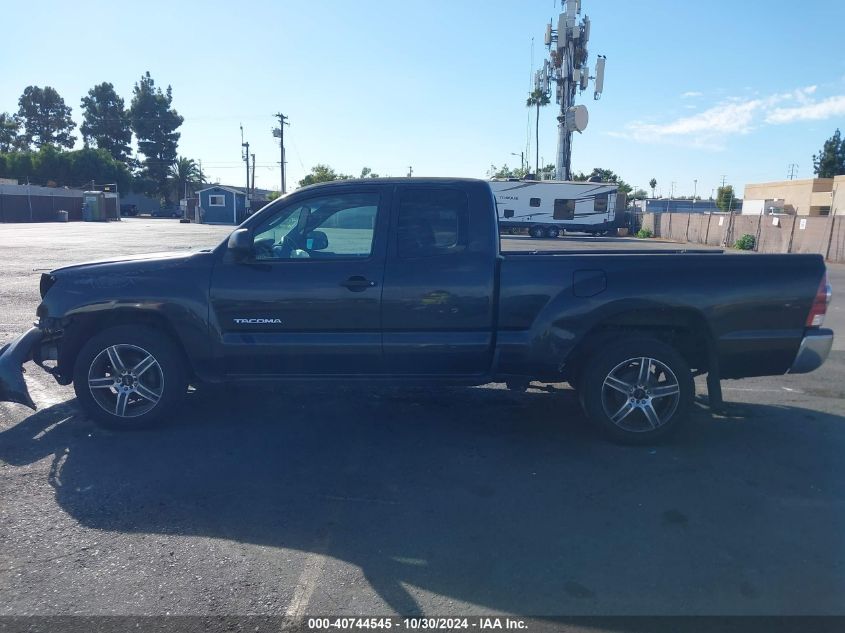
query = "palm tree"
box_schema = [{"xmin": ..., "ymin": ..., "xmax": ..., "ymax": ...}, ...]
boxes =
[
  {"xmin": 526, "ymin": 88, "xmax": 551, "ymax": 175},
  {"xmin": 169, "ymin": 156, "xmax": 206, "ymax": 201},
  {"xmin": 649, "ymin": 178, "xmax": 658, "ymax": 199}
]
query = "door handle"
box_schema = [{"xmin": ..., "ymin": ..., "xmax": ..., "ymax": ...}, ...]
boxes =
[{"xmin": 341, "ymin": 276, "xmax": 377, "ymax": 292}]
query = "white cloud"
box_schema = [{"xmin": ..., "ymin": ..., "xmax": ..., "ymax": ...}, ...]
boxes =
[
  {"xmin": 616, "ymin": 85, "xmax": 840, "ymax": 150},
  {"xmin": 681, "ymin": 91, "xmax": 703, "ymax": 98},
  {"xmin": 766, "ymin": 95, "xmax": 845, "ymax": 124}
]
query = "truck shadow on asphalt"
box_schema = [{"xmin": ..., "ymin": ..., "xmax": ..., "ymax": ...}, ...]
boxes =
[{"xmin": 2, "ymin": 384, "xmax": 844, "ymax": 615}]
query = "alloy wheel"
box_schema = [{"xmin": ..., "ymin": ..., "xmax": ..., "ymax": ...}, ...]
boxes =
[
  {"xmin": 87, "ymin": 344, "xmax": 164, "ymax": 418},
  {"xmin": 600, "ymin": 356, "xmax": 681, "ymax": 433}
]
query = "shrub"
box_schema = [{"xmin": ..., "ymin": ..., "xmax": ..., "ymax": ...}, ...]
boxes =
[
  {"xmin": 636, "ymin": 228, "xmax": 653, "ymax": 239},
  {"xmin": 735, "ymin": 234, "xmax": 756, "ymax": 250}
]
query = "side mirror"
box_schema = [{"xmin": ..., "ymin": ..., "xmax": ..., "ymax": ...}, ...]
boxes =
[{"xmin": 227, "ymin": 228, "xmax": 254, "ymax": 259}]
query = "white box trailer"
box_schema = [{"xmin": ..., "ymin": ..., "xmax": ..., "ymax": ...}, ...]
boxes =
[{"xmin": 490, "ymin": 180, "xmax": 626, "ymax": 238}]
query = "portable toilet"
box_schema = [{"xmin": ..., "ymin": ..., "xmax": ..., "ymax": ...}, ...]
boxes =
[{"xmin": 83, "ymin": 191, "xmax": 106, "ymax": 221}]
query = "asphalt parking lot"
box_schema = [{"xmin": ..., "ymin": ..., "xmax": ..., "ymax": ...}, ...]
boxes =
[{"xmin": 1, "ymin": 219, "xmax": 844, "ymax": 617}]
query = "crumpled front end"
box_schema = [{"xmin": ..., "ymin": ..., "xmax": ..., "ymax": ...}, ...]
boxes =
[{"xmin": 0, "ymin": 327, "xmax": 44, "ymax": 410}]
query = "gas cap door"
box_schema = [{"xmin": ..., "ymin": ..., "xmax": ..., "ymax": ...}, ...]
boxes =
[{"xmin": 573, "ymin": 269, "xmax": 607, "ymax": 298}]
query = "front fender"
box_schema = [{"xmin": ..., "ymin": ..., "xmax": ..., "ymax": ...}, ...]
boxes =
[{"xmin": 0, "ymin": 327, "xmax": 44, "ymax": 410}]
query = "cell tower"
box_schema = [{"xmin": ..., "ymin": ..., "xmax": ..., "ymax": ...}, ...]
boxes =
[{"xmin": 537, "ymin": 0, "xmax": 606, "ymax": 181}]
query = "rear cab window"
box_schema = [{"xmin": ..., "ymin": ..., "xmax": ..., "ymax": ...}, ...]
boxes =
[{"xmin": 396, "ymin": 189, "xmax": 469, "ymax": 258}]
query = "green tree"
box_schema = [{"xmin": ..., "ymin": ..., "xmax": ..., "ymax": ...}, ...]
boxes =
[
  {"xmin": 630, "ymin": 188, "xmax": 648, "ymax": 201},
  {"xmin": 538, "ymin": 163, "xmax": 556, "ymax": 180},
  {"xmin": 525, "ymin": 89, "xmax": 550, "ymax": 174},
  {"xmin": 488, "ymin": 164, "xmax": 528, "ymax": 179},
  {"xmin": 716, "ymin": 185, "xmax": 735, "ymax": 211},
  {"xmin": 169, "ymin": 156, "xmax": 205, "ymax": 200},
  {"xmin": 67, "ymin": 147, "xmax": 132, "ymax": 192},
  {"xmin": 574, "ymin": 167, "xmax": 633, "ymax": 195},
  {"xmin": 812, "ymin": 129, "xmax": 845, "ymax": 178},
  {"xmin": 298, "ymin": 164, "xmax": 351, "ymax": 187},
  {"xmin": 267, "ymin": 190, "xmax": 282, "ymax": 201},
  {"xmin": 526, "ymin": 89, "xmax": 551, "ymax": 174},
  {"xmin": 649, "ymin": 178, "xmax": 657, "ymax": 198},
  {"xmin": 0, "ymin": 113, "xmax": 23, "ymax": 152},
  {"xmin": 0, "ymin": 146, "xmax": 131, "ymax": 192},
  {"xmin": 360, "ymin": 167, "xmax": 380, "ymax": 178},
  {"xmin": 80, "ymin": 82, "xmax": 132, "ymax": 163},
  {"xmin": 17, "ymin": 86, "xmax": 76, "ymax": 149},
  {"xmin": 129, "ymin": 72, "xmax": 184, "ymax": 198},
  {"xmin": 0, "ymin": 151, "xmax": 33, "ymax": 183}
]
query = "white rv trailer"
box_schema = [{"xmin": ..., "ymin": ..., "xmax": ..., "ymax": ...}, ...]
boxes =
[{"xmin": 489, "ymin": 180, "xmax": 625, "ymax": 238}]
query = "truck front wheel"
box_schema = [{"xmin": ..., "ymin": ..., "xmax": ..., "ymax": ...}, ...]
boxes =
[
  {"xmin": 529, "ymin": 226, "xmax": 546, "ymax": 239},
  {"xmin": 578, "ymin": 338, "xmax": 694, "ymax": 444},
  {"xmin": 73, "ymin": 325, "xmax": 188, "ymax": 430}
]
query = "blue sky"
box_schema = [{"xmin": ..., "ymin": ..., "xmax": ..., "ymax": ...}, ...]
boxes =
[{"xmin": 2, "ymin": 0, "xmax": 844, "ymax": 197}]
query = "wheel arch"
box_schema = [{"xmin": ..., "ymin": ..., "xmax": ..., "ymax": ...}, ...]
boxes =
[
  {"xmin": 58, "ymin": 309, "xmax": 194, "ymax": 384},
  {"xmin": 566, "ymin": 306, "xmax": 713, "ymax": 382}
]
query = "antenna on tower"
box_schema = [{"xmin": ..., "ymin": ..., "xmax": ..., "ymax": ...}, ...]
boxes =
[{"xmin": 540, "ymin": 0, "xmax": 607, "ymax": 180}]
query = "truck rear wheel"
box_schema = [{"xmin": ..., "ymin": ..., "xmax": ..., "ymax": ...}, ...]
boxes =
[
  {"xmin": 73, "ymin": 325, "xmax": 187, "ymax": 430},
  {"xmin": 546, "ymin": 226, "xmax": 560, "ymax": 238},
  {"xmin": 578, "ymin": 337, "xmax": 694, "ymax": 444}
]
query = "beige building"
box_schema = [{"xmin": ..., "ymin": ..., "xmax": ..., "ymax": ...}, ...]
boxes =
[{"xmin": 743, "ymin": 176, "xmax": 845, "ymax": 216}]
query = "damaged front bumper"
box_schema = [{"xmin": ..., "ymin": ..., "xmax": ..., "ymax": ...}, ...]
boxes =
[{"xmin": 0, "ymin": 327, "xmax": 45, "ymax": 410}]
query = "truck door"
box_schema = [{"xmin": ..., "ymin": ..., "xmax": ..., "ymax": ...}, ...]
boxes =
[
  {"xmin": 381, "ymin": 185, "xmax": 497, "ymax": 375},
  {"xmin": 209, "ymin": 187, "xmax": 390, "ymax": 375}
]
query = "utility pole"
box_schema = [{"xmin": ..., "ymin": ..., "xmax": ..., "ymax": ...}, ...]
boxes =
[
  {"xmin": 693, "ymin": 179, "xmax": 698, "ymax": 210},
  {"xmin": 825, "ymin": 183, "xmax": 839, "ymax": 261},
  {"xmin": 251, "ymin": 153, "xmax": 256, "ymax": 204},
  {"xmin": 408, "ymin": 166, "xmax": 413, "ymax": 177},
  {"xmin": 787, "ymin": 163, "xmax": 798, "ymax": 180},
  {"xmin": 241, "ymin": 124, "xmax": 250, "ymax": 212},
  {"xmin": 273, "ymin": 113, "xmax": 290, "ymax": 193}
]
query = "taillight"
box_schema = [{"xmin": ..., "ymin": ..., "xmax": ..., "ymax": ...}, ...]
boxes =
[{"xmin": 806, "ymin": 273, "xmax": 832, "ymax": 328}]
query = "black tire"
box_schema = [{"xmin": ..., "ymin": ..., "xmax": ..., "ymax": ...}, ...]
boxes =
[
  {"xmin": 546, "ymin": 226, "xmax": 560, "ymax": 239},
  {"xmin": 578, "ymin": 337, "xmax": 694, "ymax": 445},
  {"xmin": 73, "ymin": 325, "xmax": 188, "ymax": 430},
  {"xmin": 529, "ymin": 225, "xmax": 546, "ymax": 239}
]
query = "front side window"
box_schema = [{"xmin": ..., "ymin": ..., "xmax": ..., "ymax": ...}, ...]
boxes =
[
  {"xmin": 209, "ymin": 195, "xmax": 225, "ymax": 206},
  {"xmin": 397, "ymin": 189, "xmax": 469, "ymax": 258},
  {"xmin": 252, "ymin": 192, "xmax": 379, "ymax": 260}
]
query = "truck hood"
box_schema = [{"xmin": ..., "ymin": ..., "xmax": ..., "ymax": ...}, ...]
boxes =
[{"xmin": 50, "ymin": 250, "xmax": 208, "ymax": 275}]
